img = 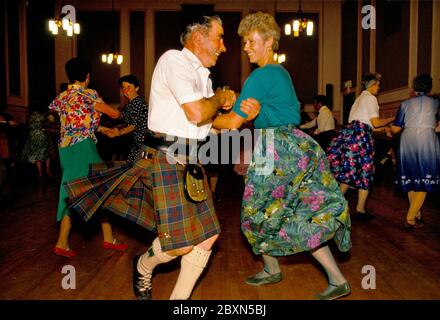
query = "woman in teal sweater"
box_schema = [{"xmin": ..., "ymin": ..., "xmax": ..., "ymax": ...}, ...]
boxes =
[{"xmin": 213, "ymin": 12, "xmax": 351, "ymax": 300}]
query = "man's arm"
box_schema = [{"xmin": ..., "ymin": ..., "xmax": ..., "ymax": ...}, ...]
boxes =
[
  {"xmin": 95, "ymin": 102, "xmax": 121, "ymax": 119},
  {"xmin": 181, "ymin": 89, "xmax": 236, "ymax": 124},
  {"xmin": 300, "ymin": 118, "xmax": 317, "ymax": 130}
]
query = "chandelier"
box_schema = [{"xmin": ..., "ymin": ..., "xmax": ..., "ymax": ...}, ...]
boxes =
[
  {"xmin": 284, "ymin": 0, "xmax": 314, "ymax": 38},
  {"xmin": 102, "ymin": 48, "xmax": 123, "ymax": 65},
  {"xmin": 48, "ymin": 5, "xmax": 80, "ymax": 36},
  {"xmin": 101, "ymin": 0, "xmax": 123, "ymax": 65}
]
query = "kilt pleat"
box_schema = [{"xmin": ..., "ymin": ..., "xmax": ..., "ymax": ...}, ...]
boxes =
[
  {"xmin": 64, "ymin": 147, "xmax": 220, "ymax": 251},
  {"xmin": 65, "ymin": 159, "xmax": 156, "ymax": 231}
]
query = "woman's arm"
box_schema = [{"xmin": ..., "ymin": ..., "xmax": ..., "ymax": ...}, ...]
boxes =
[
  {"xmin": 390, "ymin": 125, "xmax": 402, "ymax": 134},
  {"xmin": 95, "ymin": 102, "xmax": 121, "ymax": 119},
  {"xmin": 212, "ymin": 98, "xmax": 261, "ymax": 130},
  {"xmin": 370, "ymin": 116, "xmax": 394, "ymax": 129},
  {"xmin": 103, "ymin": 125, "xmax": 136, "ymax": 138}
]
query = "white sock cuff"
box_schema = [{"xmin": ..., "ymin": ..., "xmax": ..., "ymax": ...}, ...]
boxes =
[
  {"xmin": 182, "ymin": 246, "xmax": 212, "ymax": 268},
  {"xmin": 152, "ymin": 237, "xmax": 176, "ymax": 263}
]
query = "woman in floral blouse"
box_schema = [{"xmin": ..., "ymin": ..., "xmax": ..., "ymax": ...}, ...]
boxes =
[{"xmin": 49, "ymin": 58, "xmax": 127, "ymax": 257}]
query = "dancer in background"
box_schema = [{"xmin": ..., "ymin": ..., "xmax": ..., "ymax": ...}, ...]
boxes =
[
  {"xmin": 300, "ymin": 95, "xmax": 336, "ymax": 151},
  {"xmin": 50, "ymin": 58, "xmax": 127, "ymax": 257},
  {"xmin": 391, "ymin": 74, "xmax": 440, "ymax": 228},
  {"xmin": 327, "ymin": 73, "xmax": 394, "ymax": 220},
  {"xmin": 99, "ymin": 75, "xmax": 152, "ymax": 163}
]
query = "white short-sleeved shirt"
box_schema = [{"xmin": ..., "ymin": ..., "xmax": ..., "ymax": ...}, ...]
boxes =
[
  {"xmin": 148, "ymin": 48, "xmax": 214, "ymax": 139},
  {"xmin": 300, "ymin": 105, "xmax": 335, "ymax": 134},
  {"xmin": 348, "ymin": 90, "xmax": 379, "ymax": 127}
]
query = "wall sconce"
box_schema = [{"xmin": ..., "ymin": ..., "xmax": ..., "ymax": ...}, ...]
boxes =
[{"xmin": 102, "ymin": 50, "xmax": 123, "ymax": 65}]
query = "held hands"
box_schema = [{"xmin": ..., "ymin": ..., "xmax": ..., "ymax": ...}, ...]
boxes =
[
  {"xmin": 240, "ymin": 98, "xmax": 261, "ymax": 122},
  {"xmin": 104, "ymin": 128, "xmax": 120, "ymax": 138},
  {"xmin": 215, "ymin": 87, "xmax": 236, "ymax": 110},
  {"xmin": 97, "ymin": 126, "xmax": 119, "ymax": 138},
  {"xmin": 384, "ymin": 126, "xmax": 393, "ymax": 138}
]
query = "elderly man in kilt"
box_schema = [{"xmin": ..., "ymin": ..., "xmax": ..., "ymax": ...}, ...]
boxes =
[{"xmin": 65, "ymin": 15, "xmax": 260, "ymax": 300}]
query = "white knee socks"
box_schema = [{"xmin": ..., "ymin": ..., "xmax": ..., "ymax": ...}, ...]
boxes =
[
  {"xmin": 170, "ymin": 246, "xmax": 212, "ymax": 300},
  {"xmin": 137, "ymin": 237, "xmax": 176, "ymax": 275}
]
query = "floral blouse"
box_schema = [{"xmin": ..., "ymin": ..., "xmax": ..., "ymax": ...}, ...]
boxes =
[{"xmin": 49, "ymin": 84, "xmax": 103, "ymax": 148}]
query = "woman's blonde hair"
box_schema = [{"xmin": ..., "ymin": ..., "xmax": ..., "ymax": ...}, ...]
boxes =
[{"xmin": 238, "ymin": 12, "xmax": 280, "ymax": 51}]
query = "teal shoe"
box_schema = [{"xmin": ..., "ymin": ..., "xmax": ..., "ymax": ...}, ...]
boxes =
[
  {"xmin": 315, "ymin": 282, "xmax": 351, "ymax": 300},
  {"xmin": 245, "ymin": 272, "xmax": 283, "ymax": 286}
]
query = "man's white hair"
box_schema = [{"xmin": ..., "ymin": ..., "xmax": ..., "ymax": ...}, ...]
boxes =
[{"xmin": 180, "ymin": 15, "xmax": 223, "ymax": 45}]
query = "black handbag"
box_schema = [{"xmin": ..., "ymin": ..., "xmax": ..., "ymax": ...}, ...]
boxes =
[{"xmin": 183, "ymin": 164, "xmax": 207, "ymax": 203}]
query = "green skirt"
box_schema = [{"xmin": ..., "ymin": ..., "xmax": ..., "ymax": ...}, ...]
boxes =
[{"xmin": 57, "ymin": 138, "xmax": 103, "ymax": 221}]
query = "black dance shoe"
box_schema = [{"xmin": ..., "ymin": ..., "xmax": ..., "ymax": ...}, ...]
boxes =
[{"xmin": 133, "ymin": 254, "xmax": 152, "ymax": 300}]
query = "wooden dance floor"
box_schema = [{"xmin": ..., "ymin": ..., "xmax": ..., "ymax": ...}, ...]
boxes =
[{"xmin": 0, "ymin": 165, "xmax": 439, "ymax": 300}]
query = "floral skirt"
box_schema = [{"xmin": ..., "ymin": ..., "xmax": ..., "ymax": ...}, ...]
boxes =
[
  {"xmin": 241, "ymin": 125, "xmax": 351, "ymax": 256},
  {"xmin": 326, "ymin": 121, "xmax": 374, "ymax": 190},
  {"xmin": 21, "ymin": 130, "xmax": 50, "ymax": 163}
]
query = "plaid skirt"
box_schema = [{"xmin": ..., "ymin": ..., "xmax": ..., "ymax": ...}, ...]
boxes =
[{"xmin": 64, "ymin": 147, "xmax": 220, "ymax": 251}]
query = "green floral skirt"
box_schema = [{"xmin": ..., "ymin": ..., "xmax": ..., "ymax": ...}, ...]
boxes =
[{"xmin": 241, "ymin": 125, "xmax": 351, "ymax": 256}]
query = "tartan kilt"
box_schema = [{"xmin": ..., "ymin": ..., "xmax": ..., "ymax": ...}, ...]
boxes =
[{"xmin": 64, "ymin": 147, "xmax": 220, "ymax": 251}]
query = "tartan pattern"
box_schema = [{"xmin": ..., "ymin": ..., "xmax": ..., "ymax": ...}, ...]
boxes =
[{"xmin": 64, "ymin": 147, "xmax": 220, "ymax": 251}]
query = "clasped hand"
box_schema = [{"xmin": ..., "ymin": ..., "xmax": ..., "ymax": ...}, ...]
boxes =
[
  {"xmin": 215, "ymin": 87, "xmax": 236, "ymax": 110},
  {"xmin": 98, "ymin": 126, "xmax": 119, "ymax": 138}
]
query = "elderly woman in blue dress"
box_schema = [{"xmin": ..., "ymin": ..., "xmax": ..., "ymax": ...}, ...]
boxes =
[
  {"xmin": 391, "ymin": 74, "xmax": 440, "ymax": 228},
  {"xmin": 212, "ymin": 12, "xmax": 351, "ymax": 300},
  {"xmin": 327, "ymin": 73, "xmax": 394, "ymax": 220}
]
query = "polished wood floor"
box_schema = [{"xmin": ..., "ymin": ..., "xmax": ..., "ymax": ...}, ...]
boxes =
[{"xmin": 0, "ymin": 163, "xmax": 439, "ymax": 300}]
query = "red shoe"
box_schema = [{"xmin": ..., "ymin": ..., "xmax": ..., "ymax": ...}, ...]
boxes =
[
  {"xmin": 53, "ymin": 246, "xmax": 77, "ymax": 258},
  {"xmin": 102, "ymin": 239, "xmax": 128, "ymax": 251}
]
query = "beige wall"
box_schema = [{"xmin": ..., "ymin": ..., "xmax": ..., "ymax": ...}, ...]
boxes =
[
  {"xmin": 375, "ymin": 0, "xmax": 440, "ymax": 114},
  {"xmin": 5, "ymin": 0, "xmax": 439, "ymax": 121},
  {"xmin": 52, "ymin": 0, "xmax": 342, "ymax": 110}
]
